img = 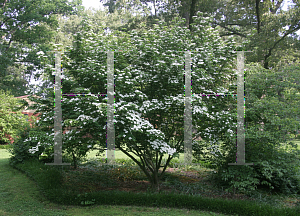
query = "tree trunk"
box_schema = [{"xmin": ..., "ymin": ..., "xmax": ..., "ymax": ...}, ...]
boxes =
[
  {"xmin": 188, "ymin": 0, "xmax": 198, "ymax": 32},
  {"xmin": 255, "ymin": 0, "xmax": 261, "ymax": 34},
  {"xmin": 148, "ymin": 171, "xmax": 161, "ymax": 192},
  {"xmin": 181, "ymin": 0, "xmax": 191, "ymax": 28}
]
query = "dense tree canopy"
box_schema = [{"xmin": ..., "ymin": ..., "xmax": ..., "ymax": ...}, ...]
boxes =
[
  {"xmin": 28, "ymin": 11, "xmax": 242, "ymax": 190},
  {"xmin": 0, "ymin": 0, "xmax": 84, "ymax": 96},
  {"xmin": 0, "ymin": 89, "xmax": 31, "ymax": 144},
  {"xmin": 4, "ymin": 0, "xmax": 300, "ymax": 195},
  {"xmin": 150, "ymin": 0, "xmax": 300, "ymax": 69}
]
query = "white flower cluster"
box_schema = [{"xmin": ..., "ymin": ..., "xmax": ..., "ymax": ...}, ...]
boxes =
[
  {"xmin": 28, "ymin": 142, "xmax": 41, "ymax": 154},
  {"xmin": 115, "ymin": 108, "xmax": 176, "ymax": 155},
  {"xmin": 69, "ymin": 98, "xmax": 81, "ymax": 103},
  {"xmin": 76, "ymin": 114, "xmax": 98, "ymax": 123},
  {"xmin": 34, "ymin": 11, "xmax": 239, "ymax": 165},
  {"xmin": 149, "ymin": 139, "xmax": 176, "ymax": 156}
]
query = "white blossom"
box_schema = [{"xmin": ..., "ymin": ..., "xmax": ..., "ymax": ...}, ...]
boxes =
[{"xmin": 34, "ymin": 13, "xmax": 238, "ymax": 173}]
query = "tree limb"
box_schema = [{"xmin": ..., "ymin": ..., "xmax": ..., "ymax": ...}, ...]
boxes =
[
  {"xmin": 270, "ymin": 0, "xmax": 283, "ymax": 14},
  {"xmin": 0, "ymin": 16, "xmax": 13, "ymax": 29},
  {"xmin": 225, "ymin": 23, "xmax": 252, "ymax": 26},
  {"xmin": 5, "ymin": 35, "xmax": 13, "ymax": 51},
  {"xmin": 1, "ymin": 0, "xmax": 7, "ymax": 9},
  {"xmin": 264, "ymin": 26, "xmax": 300, "ymax": 69},
  {"xmin": 220, "ymin": 33, "xmax": 238, "ymax": 37},
  {"xmin": 1, "ymin": 3, "xmax": 28, "ymax": 29},
  {"xmin": 158, "ymin": 154, "xmax": 173, "ymax": 181},
  {"xmin": 211, "ymin": 21, "xmax": 247, "ymax": 38},
  {"xmin": 119, "ymin": 145, "xmax": 144, "ymax": 169},
  {"xmin": 119, "ymin": 145, "xmax": 154, "ymax": 181}
]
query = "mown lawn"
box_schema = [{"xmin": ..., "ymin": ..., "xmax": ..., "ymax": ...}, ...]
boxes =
[
  {"xmin": 0, "ymin": 135, "xmax": 299, "ymax": 215},
  {"xmin": 0, "ymin": 149, "xmax": 234, "ymax": 216}
]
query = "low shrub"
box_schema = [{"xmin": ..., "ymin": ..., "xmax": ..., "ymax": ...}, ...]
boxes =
[
  {"xmin": 8, "ymin": 126, "xmax": 40, "ymax": 166},
  {"xmin": 0, "ymin": 139, "xmax": 8, "ymax": 145},
  {"xmin": 109, "ymin": 165, "xmax": 147, "ymax": 181},
  {"xmin": 114, "ymin": 158, "xmax": 137, "ymax": 166},
  {"xmin": 207, "ymin": 135, "xmax": 300, "ymax": 196},
  {"xmin": 9, "ymin": 158, "xmax": 300, "ymax": 216}
]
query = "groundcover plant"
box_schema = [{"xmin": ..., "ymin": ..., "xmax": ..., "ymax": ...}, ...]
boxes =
[{"xmin": 27, "ymin": 11, "xmax": 245, "ymax": 191}]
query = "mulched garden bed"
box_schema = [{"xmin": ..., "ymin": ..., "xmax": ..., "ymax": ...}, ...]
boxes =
[{"xmin": 60, "ymin": 165, "xmax": 257, "ymax": 204}]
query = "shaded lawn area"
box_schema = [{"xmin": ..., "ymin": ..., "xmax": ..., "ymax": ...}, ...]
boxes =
[{"xmin": 0, "ymin": 149, "xmax": 234, "ymax": 216}]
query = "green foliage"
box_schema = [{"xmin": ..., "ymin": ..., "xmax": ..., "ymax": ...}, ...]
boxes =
[
  {"xmin": 200, "ymin": 62, "xmax": 300, "ymax": 195},
  {"xmin": 9, "ymin": 157, "xmax": 300, "ymax": 216},
  {"xmin": 192, "ymin": 139, "xmax": 219, "ymax": 165},
  {"xmin": 34, "ymin": 11, "xmax": 241, "ymax": 190},
  {"xmin": 8, "ymin": 125, "xmax": 40, "ymax": 166},
  {"xmin": 0, "ymin": 144, "xmax": 13, "ymax": 149},
  {"xmin": 0, "ymin": 139, "xmax": 8, "ymax": 145},
  {"xmin": 159, "ymin": 0, "xmax": 300, "ymax": 70},
  {"xmin": 0, "ymin": 0, "xmax": 84, "ymax": 96},
  {"xmin": 210, "ymin": 141, "xmax": 300, "ymax": 195},
  {"xmin": 18, "ymin": 85, "xmax": 107, "ymax": 169},
  {"xmin": 0, "ymin": 89, "xmax": 31, "ymax": 144}
]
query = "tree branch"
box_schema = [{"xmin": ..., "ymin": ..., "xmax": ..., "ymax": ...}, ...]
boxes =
[
  {"xmin": 153, "ymin": 0, "xmax": 156, "ymax": 16},
  {"xmin": 270, "ymin": 0, "xmax": 283, "ymax": 14},
  {"xmin": 155, "ymin": 150, "xmax": 158, "ymax": 170},
  {"xmin": 225, "ymin": 23, "xmax": 252, "ymax": 26},
  {"xmin": 158, "ymin": 154, "xmax": 173, "ymax": 181},
  {"xmin": 1, "ymin": 0, "xmax": 7, "ymax": 9},
  {"xmin": 0, "ymin": 16, "xmax": 13, "ymax": 29},
  {"xmin": 5, "ymin": 35, "xmax": 13, "ymax": 51},
  {"xmin": 3, "ymin": 17, "xmax": 32, "ymax": 52},
  {"xmin": 1, "ymin": 3, "xmax": 28, "ymax": 29},
  {"xmin": 220, "ymin": 33, "xmax": 238, "ymax": 37},
  {"xmin": 264, "ymin": 26, "xmax": 300, "ymax": 69},
  {"xmin": 211, "ymin": 21, "xmax": 247, "ymax": 38},
  {"xmin": 119, "ymin": 145, "xmax": 144, "ymax": 169},
  {"xmin": 119, "ymin": 145, "xmax": 154, "ymax": 181}
]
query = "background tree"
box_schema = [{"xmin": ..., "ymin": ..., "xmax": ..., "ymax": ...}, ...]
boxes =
[
  {"xmin": 0, "ymin": 89, "xmax": 31, "ymax": 144},
  {"xmin": 99, "ymin": 0, "xmax": 172, "ymax": 32},
  {"xmin": 31, "ymin": 12, "xmax": 240, "ymax": 191},
  {"xmin": 157, "ymin": 0, "xmax": 300, "ymax": 69},
  {"xmin": 201, "ymin": 61, "xmax": 300, "ymax": 195},
  {"xmin": 0, "ymin": 0, "xmax": 84, "ymax": 96},
  {"xmin": 32, "ymin": 3, "xmax": 181, "ymax": 100}
]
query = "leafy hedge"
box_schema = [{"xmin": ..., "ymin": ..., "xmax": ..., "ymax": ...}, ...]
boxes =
[{"xmin": 10, "ymin": 158, "xmax": 300, "ymax": 216}]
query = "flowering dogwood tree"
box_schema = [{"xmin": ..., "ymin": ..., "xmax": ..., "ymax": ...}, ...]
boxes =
[
  {"xmin": 26, "ymin": 86, "xmax": 108, "ymax": 169},
  {"xmin": 31, "ymin": 11, "xmax": 242, "ymax": 190}
]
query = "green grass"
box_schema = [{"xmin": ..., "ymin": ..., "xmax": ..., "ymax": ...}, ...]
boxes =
[
  {"xmin": 0, "ymin": 149, "xmax": 234, "ymax": 216},
  {"xmin": 0, "ymin": 135, "xmax": 299, "ymax": 215},
  {"xmin": 84, "ymin": 149, "xmax": 187, "ymax": 163}
]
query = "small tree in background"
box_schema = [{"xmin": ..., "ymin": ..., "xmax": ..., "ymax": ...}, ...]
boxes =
[{"xmin": 0, "ymin": 89, "xmax": 31, "ymax": 145}]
